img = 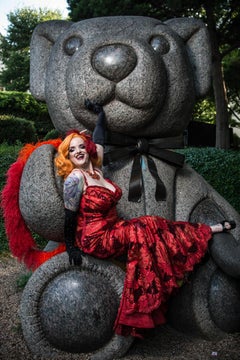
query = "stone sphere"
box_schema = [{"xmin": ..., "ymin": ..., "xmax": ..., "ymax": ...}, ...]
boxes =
[{"xmin": 39, "ymin": 269, "xmax": 119, "ymax": 353}]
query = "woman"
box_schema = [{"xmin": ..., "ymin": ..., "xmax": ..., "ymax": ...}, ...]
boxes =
[{"xmin": 55, "ymin": 99, "xmax": 236, "ymax": 338}]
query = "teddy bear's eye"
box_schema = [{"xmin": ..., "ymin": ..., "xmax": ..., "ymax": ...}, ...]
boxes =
[
  {"xmin": 150, "ymin": 36, "xmax": 170, "ymax": 54},
  {"xmin": 64, "ymin": 37, "xmax": 82, "ymax": 55}
]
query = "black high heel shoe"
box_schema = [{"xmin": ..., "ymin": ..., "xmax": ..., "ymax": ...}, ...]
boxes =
[{"xmin": 220, "ymin": 220, "xmax": 236, "ymax": 232}]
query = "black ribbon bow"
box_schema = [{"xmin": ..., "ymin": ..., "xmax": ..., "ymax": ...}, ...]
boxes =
[{"xmin": 103, "ymin": 132, "xmax": 185, "ymax": 202}]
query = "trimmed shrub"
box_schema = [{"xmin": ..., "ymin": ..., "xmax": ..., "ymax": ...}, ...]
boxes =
[
  {"xmin": 179, "ymin": 147, "xmax": 240, "ymax": 213},
  {"xmin": 0, "ymin": 91, "xmax": 54, "ymax": 137},
  {"xmin": 44, "ymin": 129, "xmax": 62, "ymax": 140},
  {"xmin": 0, "ymin": 142, "xmax": 22, "ymax": 253},
  {"xmin": 0, "ymin": 114, "xmax": 37, "ymax": 144}
]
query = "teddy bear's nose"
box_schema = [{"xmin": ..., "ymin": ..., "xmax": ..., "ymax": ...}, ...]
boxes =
[{"xmin": 92, "ymin": 44, "xmax": 137, "ymax": 82}]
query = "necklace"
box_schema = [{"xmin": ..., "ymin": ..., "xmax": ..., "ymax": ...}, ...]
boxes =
[{"xmin": 85, "ymin": 170, "xmax": 100, "ymax": 180}]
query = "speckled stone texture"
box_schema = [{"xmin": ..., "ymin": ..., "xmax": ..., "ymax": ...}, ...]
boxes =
[
  {"xmin": 20, "ymin": 252, "xmax": 133, "ymax": 359},
  {"xmin": 30, "ymin": 17, "xmax": 210, "ymax": 136},
  {"xmin": 167, "ymin": 257, "xmax": 240, "ymax": 338},
  {"xmin": 39, "ymin": 270, "xmax": 119, "ymax": 352},
  {"xmin": 19, "ymin": 144, "xmax": 64, "ymax": 241}
]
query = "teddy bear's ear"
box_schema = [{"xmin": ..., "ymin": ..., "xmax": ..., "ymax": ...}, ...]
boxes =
[
  {"xmin": 30, "ymin": 20, "xmax": 73, "ymax": 101},
  {"xmin": 165, "ymin": 18, "xmax": 212, "ymax": 97}
]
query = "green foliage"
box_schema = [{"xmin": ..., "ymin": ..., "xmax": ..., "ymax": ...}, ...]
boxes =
[
  {"xmin": 0, "ymin": 142, "xmax": 22, "ymax": 253},
  {"xmin": 0, "ymin": 91, "xmax": 54, "ymax": 137},
  {"xmin": 67, "ymin": 0, "xmax": 154, "ymax": 20},
  {"xmin": 0, "ymin": 142, "xmax": 21, "ymax": 189},
  {"xmin": 0, "ymin": 216, "xmax": 9, "ymax": 253},
  {"xmin": 6, "ymin": 8, "xmax": 63, "ymax": 46},
  {"xmin": 0, "ymin": 46, "xmax": 30, "ymax": 91},
  {"xmin": 223, "ymin": 49, "xmax": 240, "ymax": 127},
  {"xmin": 224, "ymin": 49, "xmax": 240, "ymax": 91},
  {"xmin": 0, "ymin": 115, "xmax": 37, "ymax": 144},
  {"xmin": 44, "ymin": 129, "xmax": 61, "ymax": 140},
  {"xmin": 193, "ymin": 98, "xmax": 216, "ymax": 124},
  {"xmin": 179, "ymin": 147, "xmax": 240, "ymax": 213},
  {"xmin": 164, "ymin": 0, "xmax": 240, "ymax": 53},
  {"xmin": 0, "ymin": 7, "xmax": 64, "ymax": 91}
]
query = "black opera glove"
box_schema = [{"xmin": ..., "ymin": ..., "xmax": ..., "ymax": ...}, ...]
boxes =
[
  {"xmin": 64, "ymin": 208, "xmax": 85, "ymax": 266},
  {"xmin": 67, "ymin": 247, "xmax": 84, "ymax": 266},
  {"xmin": 84, "ymin": 98, "xmax": 103, "ymax": 114},
  {"xmin": 85, "ymin": 98, "xmax": 106, "ymax": 146}
]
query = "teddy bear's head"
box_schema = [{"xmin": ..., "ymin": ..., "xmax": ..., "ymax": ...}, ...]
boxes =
[{"xmin": 30, "ymin": 16, "xmax": 211, "ymax": 138}]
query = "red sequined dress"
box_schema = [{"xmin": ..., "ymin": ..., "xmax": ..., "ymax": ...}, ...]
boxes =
[{"xmin": 75, "ymin": 177, "xmax": 212, "ymax": 338}]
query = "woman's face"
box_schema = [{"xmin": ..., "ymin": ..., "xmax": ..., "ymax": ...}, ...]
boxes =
[{"xmin": 68, "ymin": 136, "xmax": 90, "ymax": 169}]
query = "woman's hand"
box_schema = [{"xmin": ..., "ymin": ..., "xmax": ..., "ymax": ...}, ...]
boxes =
[
  {"xmin": 67, "ymin": 246, "xmax": 85, "ymax": 266},
  {"xmin": 64, "ymin": 208, "xmax": 85, "ymax": 266},
  {"xmin": 84, "ymin": 98, "xmax": 103, "ymax": 114},
  {"xmin": 85, "ymin": 99, "xmax": 106, "ymax": 145}
]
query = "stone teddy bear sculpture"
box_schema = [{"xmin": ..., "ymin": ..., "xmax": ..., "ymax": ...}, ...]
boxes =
[{"xmin": 3, "ymin": 16, "xmax": 240, "ymax": 358}]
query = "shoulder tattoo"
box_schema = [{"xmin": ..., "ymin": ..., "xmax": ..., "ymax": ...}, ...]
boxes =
[{"xmin": 63, "ymin": 172, "xmax": 84, "ymax": 212}]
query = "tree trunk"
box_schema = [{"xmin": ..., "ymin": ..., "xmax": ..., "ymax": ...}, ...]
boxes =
[
  {"xmin": 205, "ymin": 2, "xmax": 230, "ymax": 149},
  {"xmin": 212, "ymin": 58, "xmax": 230, "ymax": 148}
]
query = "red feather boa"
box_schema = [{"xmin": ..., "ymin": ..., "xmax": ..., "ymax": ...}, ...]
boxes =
[{"xmin": 1, "ymin": 139, "xmax": 66, "ymax": 270}]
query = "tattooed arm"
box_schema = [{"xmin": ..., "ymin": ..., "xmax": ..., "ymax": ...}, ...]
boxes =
[
  {"xmin": 64, "ymin": 170, "xmax": 84, "ymax": 211},
  {"xmin": 63, "ymin": 170, "xmax": 84, "ymax": 265}
]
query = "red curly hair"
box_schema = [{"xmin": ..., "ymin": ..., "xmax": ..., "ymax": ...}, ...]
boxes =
[{"xmin": 55, "ymin": 131, "xmax": 102, "ymax": 179}]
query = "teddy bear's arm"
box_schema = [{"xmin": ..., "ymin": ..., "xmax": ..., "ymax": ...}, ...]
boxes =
[{"xmin": 19, "ymin": 144, "xmax": 64, "ymax": 242}]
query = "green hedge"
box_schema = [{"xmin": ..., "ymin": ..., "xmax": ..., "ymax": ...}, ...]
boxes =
[
  {"xmin": 0, "ymin": 143, "xmax": 22, "ymax": 253},
  {"xmin": 0, "ymin": 91, "xmax": 54, "ymax": 137},
  {"xmin": 44, "ymin": 128, "xmax": 61, "ymax": 140},
  {"xmin": 0, "ymin": 115, "xmax": 37, "ymax": 144},
  {"xmin": 179, "ymin": 147, "xmax": 240, "ymax": 213}
]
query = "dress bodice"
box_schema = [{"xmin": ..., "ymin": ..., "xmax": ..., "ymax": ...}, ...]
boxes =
[
  {"xmin": 76, "ymin": 179, "xmax": 123, "ymax": 242},
  {"xmin": 81, "ymin": 180, "xmax": 122, "ymax": 215}
]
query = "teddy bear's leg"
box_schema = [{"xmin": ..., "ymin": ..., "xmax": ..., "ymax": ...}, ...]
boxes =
[
  {"xmin": 167, "ymin": 257, "xmax": 240, "ymax": 338},
  {"xmin": 210, "ymin": 232, "xmax": 240, "ymax": 278},
  {"xmin": 20, "ymin": 252, "xmax": 133, "ymax": 359}
]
